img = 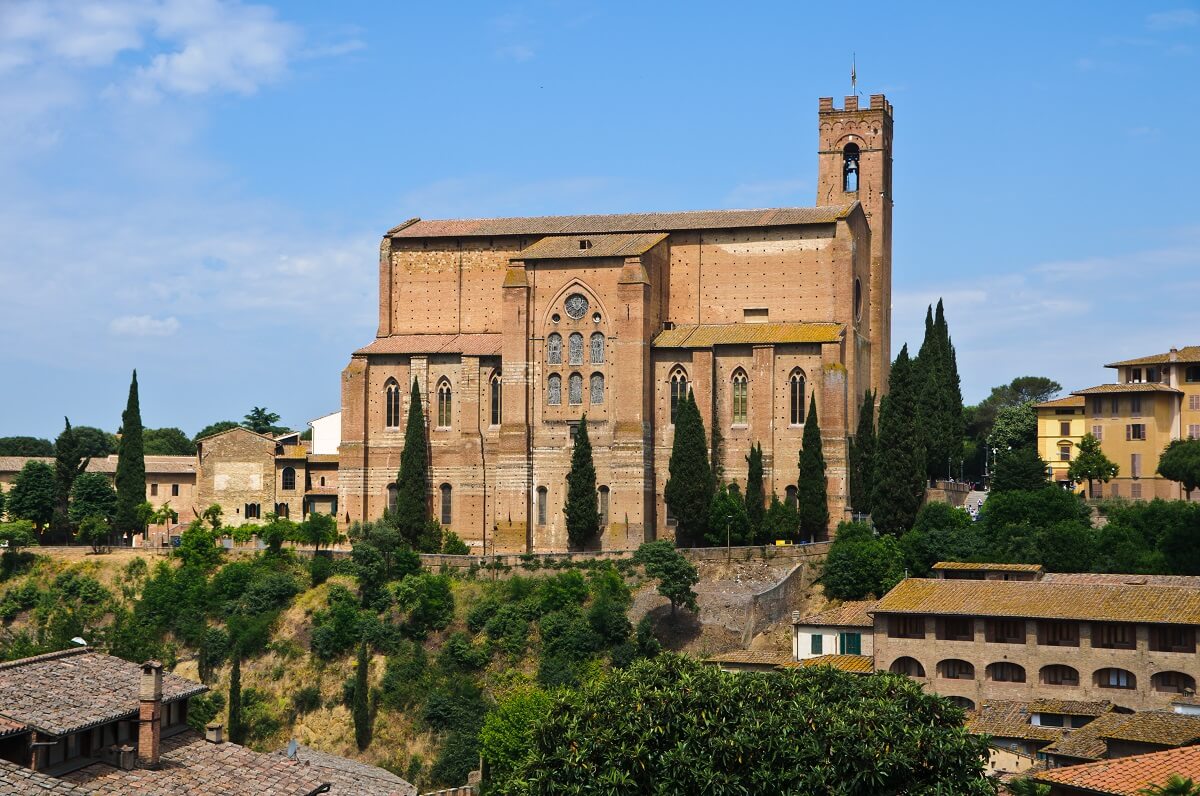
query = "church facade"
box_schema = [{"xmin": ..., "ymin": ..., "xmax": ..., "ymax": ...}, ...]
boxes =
[{"xmin": 339, "ymin": 94, "xmax": 894, "ymax": 552}]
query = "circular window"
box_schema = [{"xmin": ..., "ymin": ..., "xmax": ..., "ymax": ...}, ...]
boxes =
[
  {"xmin": 565, "ymin": 294, "xmax": 589, "ymax": 320},
  {"xmin": 592, "ymin": 312, "xmax": 601, "ymax": 323},
  {"xmin": 551, "ymin": 313, "xmax": 561, "ymax": 324},
  {"xmin": 854, "ymin": 278, "xmax": 863, "ymax": 322}
]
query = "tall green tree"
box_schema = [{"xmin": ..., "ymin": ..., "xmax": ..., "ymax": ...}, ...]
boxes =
[
  {"xmin": 915, "ymin": 301, "xmax": 964, "ymax": 481},
  {"xmin": 115, "ymin": 372, "xmax": 147, "ymax": 535},
  {"xmin": 1158, "ymin": 439, "xmax": 1200, "ymax": 501},
  {"xmin": 565, "ymin": 415, "xmax": 599, "ymax": 550},
  {"xmin": 848, "ymin": 390, "xmax": 876, "ymax": 515},
  {"xmin": 989, "ymin": 402, "xmax": 1038, "ymax": 452},
  {"xmin": 353, "ymin": 640, "xmax": 371, "ymax": 750},
  {"xmin": 243, "ymin": 407, "xmax": 285, "ymax": 435},
  {"xmin": 744, "ymin": 443, "xmax": 765, "ymax": 540},
  {"xmin": 797, "ymin": 394, "xmax": 829, "ymax": 541},
  {"xmin": 143, "ymin": 427, "xmax": 196, "ymax": 456},
  {"xmin": 52, "ymin": 418, "xmax": 92, "ymax": 536},
  {"xmin": 68, "ymin": 472, "xmax": 118, "ymax": 524},
  {"xmin": 72, "ymin": 426, "xmax": 118, "ymax": 457},
  {"xmin": 633, "ymin": 541, "xmax": 699, "ymax": 616},
  {"xmin": 193, "ymin": 420, "xmax": 242, "ymax": 442},
  {"xmin": 991, "ymin": 446, "xmax": 1050, "ymax": 493},
  {"xmin": 228, "ymin": 654, "xmax": 244, "ymax": 745},
  {"xmin": 709, "ymin": 407, "xmax": 725, "ymax": 491},
  {"xmin": 0, "ymin": 486, "xmax": 5, "ymax": 520},
  {"xmin": 706, "ymin": 483, "xmax": 751, "ymax": 547},
  {"xmin": 395, "ymin": 380, "xmax": 430, "ymax": 548},
  {"xmin": 7, "ymin": 461, "xmax": 56, "ymax": 533},
  {"xmin": 872, "ymin": 346, "xmax": 926, "ymax": 535},
  {"xmin": 0, "ymin": 437, "xmax": 54, "ymax": 456},
  {"xmin": 664, "ymin": 392, "xmax": 712, "ymax": 547},
  {"xmin": 1069, "ymin": 433, "xmax": 1119, "ymax": 497}
]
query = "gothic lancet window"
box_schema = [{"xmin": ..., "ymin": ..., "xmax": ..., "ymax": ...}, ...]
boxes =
[
  {"xmin": 790, "ymin": 369, "xmax": 807, "ymax": 425},
  {"xmin": 437, "ymin": 379, "xmax": 452, "ymax": 428},
  {"xmin": 568, "ymin": 333, "xmax": 584, "ymax": 365},
  {"xmin": 590, "ymin": 332, "xmax": 605, "ymax": 364},
  {"xmin": 547, "ymin": 333, "xmax": 562, "ymax": 365},
  {"xmin": 670, "ymin": 368, "xmax": 689, "ymax": 423},
  {"xmin": 548, "ymin": 374, "xmax": 562, "ymax": 405},
  {"xmin": 385, "ymin": 378, "xmax": 401, "ymax": 429},
  {"xmin": 731, "ymin": 369, "xmax": 748, "ymax": 425},
  {"xmin": 569, "ymin": 373, "xmax": 583, "ymax": 405},
  {"xmin": 590, "ymin": 373, "xmax": 605, "ymax": 404},
  {"xmin": 490, "ymin": 372, "xmax": 502, "ymax": 426},
  {"xmin": 440, "ymin": 483, "xmax": 452, "ymax": 526}
]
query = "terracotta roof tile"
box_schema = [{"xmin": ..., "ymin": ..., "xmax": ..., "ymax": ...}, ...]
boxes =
[
  {"xmin": 1042, "ymin": 573, "xmax": 1200, "ymax": 588},
  {"xmin": 0, "ymin": 715, "xmax": 27, "ymax": 738},
  {"xmin": 1042, "ymin": 712, "xmax": 1132, "ymax": 761},
  {"xmin": 967, "ymin": 700, "xmax": 1064, "ymax": 743},
  {"xmin": 794, "ymin": 600, "xmax": 877, "ymax": 627},
  {"xmin": 0, "ymin": 759, "xmax": 91, "ymax": 794},
  {"xmin": 0, "ymin": 456, "xmax": 194, "ymax": 476},
  {"xmin": 353, "ymin": 333, "xmax": 503, "ymax": 357},
  {"xmin": 1027, "ymin": 700, "xmax": 1117, "ymax": 717},
  {"xmin": 273, "ymin": 744, "xmax": 416, "ymax": 795},
  {"xmin": 1036, "ymin": 395, "xmax": 1087, "ymax": 408},
  {"xmin": 1106, "ymin": 346, "xmax": 1200, "ymax": 368},
  {"xmin": 931, "ymin": 562, "xmax": 1044, "ymax": 573},
  {"xmin": 873, "ymin": 578, "xmax": 1200, "ymax": 625},
  {"xmin": 0, "ymin": 649, "xmax": 206, "ymax": 736},
  {"xmin": 389, "ymin": 204, "xmax": 857, "ymax": 239},
  {"xmin": 652, "ymin": 322, "xmax": 844, "ymax": 348},
  {"xmin": 779, "ymin": 654, "xmax": 875, "ymax": 674},
  {"xmin": 1072, "ymin": 383, "xmax": 1182, "ymax": 395},
  {"xmin": 1101, "ymin": 711, "xmax": 1200, "ymax": 748},
  {"xmin": 513, "ymin": 232, "xmax": 669, "ymax": 260},
  {"xmin": 705, "ymin": 650, "xmax": 792, "ymax": 666},
  {"xmin": 1034, "ymin": 744, "xmax": 1200, "ymax": 794}
]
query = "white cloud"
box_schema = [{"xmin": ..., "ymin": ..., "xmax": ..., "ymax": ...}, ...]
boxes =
[
  {"xmin": 1146, "ymin": 9, "xmax": 1200, "ymax": 30},
  {"xmin": 110, "ymin": 315, "xmax": 180, "ymax": 337}
]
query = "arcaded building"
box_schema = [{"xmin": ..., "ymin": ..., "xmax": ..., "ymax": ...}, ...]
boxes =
[{"xmin": 339, "ymin": 95, "xmax": 895, "ymax": 552}]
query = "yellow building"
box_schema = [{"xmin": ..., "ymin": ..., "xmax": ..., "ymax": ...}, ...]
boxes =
[
  {"xmin": 1034, "ymin": 395, "xmax": 1086, "ymax": 493},
  {"xmin": 1065, "ymin": 346, "xmax": 1200, "ymax": 501}
]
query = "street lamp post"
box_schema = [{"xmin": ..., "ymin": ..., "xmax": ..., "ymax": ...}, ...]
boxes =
[{"xmin": 726, "ymin": 514, "xmax": 732, "ymax": 563}]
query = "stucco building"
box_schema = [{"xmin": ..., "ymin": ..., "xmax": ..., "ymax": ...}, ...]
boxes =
[
  {"xmin": 339, "ymin": 94, "xmax": 895, "ymax": 552},
  {"xmin": 1036, "ymin": 395, "xmax": 1087, "ymax": 494}
]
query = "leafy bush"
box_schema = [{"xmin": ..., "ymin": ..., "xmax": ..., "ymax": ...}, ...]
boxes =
[
  {"xmin": 311, "ymin": 585, "xmax": 366, "ymax": 660},
  {"xmin": 309, "ymin": 554, "xmax": 333, "ymax": 586},
  {"xmin": 821, "ymin": 521, "xmax": 905, "ymax": 601},
  {"xmin": 441, "ymin": 531, "xmax": 470, "ymax": 555},
  {"xmin": 439, "ymin": 631, "xmax": 489, "ymax": 672},
  {"xmin": 379, "ymin": 642, "xmax": 430, "ymax": 711},
  {"xmin": 484, "ymin": 604, "xmax": 529, "ymax": 656},
  {"xmin": 187, "ymin": 691, "xmax": 226, "ymax": 733},
  {"xmin": 393, "ymin": 574, "xmax": 454, "ymax": 638}
]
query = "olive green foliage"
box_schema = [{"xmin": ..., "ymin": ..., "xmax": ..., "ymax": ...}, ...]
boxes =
[
  {"xmin": 1139, "ymin": 775, "xmax": 1200, "ymax": 795},
  {"xmin": 705, "ymin": 484, "xmax": 750, "ymax": 547},
  {"xmin": 991, "ymin": 446, "xmax": 1050, "ymax": 492},
  {"xmin": 0, "ymin": 520, "xmax": 37, "ymax": 560},
  {"xmin": 744, "ymin": 443, "xmax": 765, "ymax": 540},
  {"xmin": 394, "ymin": 573, "xmax": 455, "ymax": 638},
  {"xmin": 494, "ymin": 654, "xmax": 993, "ymax": 795},
  {"xmin": 1007, "ymin": 779, "xmax": 1050, "ymax": 796},
  {"xmin": 187, "ymin": 691, "xmax": 226, "ymax": 733},
  {"xmin": 0, "ymin": 488, "xmax": 5, "ymax": 520},
  {"xmin": 424, "ymin": 679, "xmax": 488, "ymax": 787},
  {"xmin": 52, "ymin": 418, "xmax": 93, "ymax": 537},
  {"xmin": 115, "ymin": 372, "xmax": 147, "ymax": 535},
  {"xmin": 565, "ymin": 416, "xmax": 600, "ymax": 550},
  {"xmin": 441, "ymin": 531, "xmax": 470, "ymax": 555},
  {"xmin": 762, "ymin": 494, "xmax": 800, "ymax": 543},
  {"xmin": 849, "ymin": 390, "xmax": 876, "ymax": 515},
  {"xmin": 0, "ymin": 437, "xmax": 54, "ymax": 457},
  {"xmin": 75, "ymin": 515, "xmax": 112, "ymax": 553},
  {"xmin": 177, "ymin": 521, "xmax": 223, "ymax": 571},
  {"xmin": 633, "ymin": 540, "xmax": 698, "ymax": 616},
  {"xmin": 480, "ymin": 685, "xmax": 553, "ymax": 790},
  {"xmin": 142, "ymin": 427, "xmax": 196, "ymax": 456},
  {"xmin": 1158, "ymin": 439, "xmax": 1200, "ymax": 500},
  {"xmin": 353, "ymin": 641, "xmax": 371, "ymax": 750},
  {"xmin": 663, "ymin": 391, "xmax": 712, "ymax": 546},
  {"xmin": 297, "ymin": 512, "xmax": 339, "ymax": 551},
  {"xmin": 822, "ymin": 522, "xmax": 905, "ymax": 601},
  {"xmin": 7, "ymin": 461, "xmax": 57, "ymax": 532},
  {"xmin": 898, "ymin": 502, "xmax": 979, "ymax": 577},
  {"xmin": 193, "ymin": 421, "xmax": 242, "ymax": 442},
  {"xmin": 1096, "ymin": 499, "xmax": 1200, "ymax": 575},
  {"xmin": 964, "ymin": 377, "xmax": 1061, "ymax": 478},
  {"xmin": 68, "ymin": 473, "xmax": 117, "ymax": 524},
  {"xmin": 978, "ymin": 487, "xmax": 1094, "ymax": 572},
  {"xmin": 797, "ymin": 393, "xmax": 829, "ymax": 540},
  {"xmin": 989, "ymin": 402, "xmax": 1037, "ymax": 453},
  {"xmin": 0, "ymin": 568, "xmax": 114, "ymax": 660},
  {"xmin": 1069, "ymin": 433, "xmax": 1119, "ymax": 495},
  {"xmin": 395, "ymin": 380, "xmax": 431, "ymax": 548},
  {"xmin": 243, "ymin": 407, "xmax": 286, "ymax": 435},
  {"xmin": 871, "ymin": 347, "xmax": 925, "ymax": 535}
]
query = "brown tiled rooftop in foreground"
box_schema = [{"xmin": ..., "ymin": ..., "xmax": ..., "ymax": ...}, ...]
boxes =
[
  {"xmin": 1034, "ymin": 744, "xmax": 1200, "ymax": 795},
  {"xmin": 794, "ymin": 600, "xmax": 877, "ymax": 628},
  {"xmin": 704, "ymin": 650, "xmax": 793, "ymax": 667},
  {"xmin": 1071, "ymin": 383, "xmax": 1183, "ymax": 395},
  {"xmin": 931, "ymin": 562, "xmax": 1044, "ymax": 573},
  {"xmin": 1040, "ymin": 711, "xmax": 1200, "ymax": 762},
  {"xmin": 780, "ymin": 654, "xmax": 875, "ymax": 674},
  {"xmin": 1106, "ymin": 346, "xmax": 1200, "ymax": 368}
]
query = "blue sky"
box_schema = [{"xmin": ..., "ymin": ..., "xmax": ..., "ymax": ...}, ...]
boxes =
[{"xmin": 1, "ymin": 0, "xmax": 1197, "ymax": 438}]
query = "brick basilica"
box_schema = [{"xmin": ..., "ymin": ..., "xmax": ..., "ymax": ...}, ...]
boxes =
[{"xmin": 338, "ymin": 94, "xmax": 894, "ymax": 552}]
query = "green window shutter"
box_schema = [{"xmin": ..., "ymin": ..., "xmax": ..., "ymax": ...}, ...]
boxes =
[
  {"xmin": 810, "ymin": 634, "xmax": 823, "ymax": 655},
  {"xmin": 839, "ymin": 633, "xmax": 862, "ymax": 656}
]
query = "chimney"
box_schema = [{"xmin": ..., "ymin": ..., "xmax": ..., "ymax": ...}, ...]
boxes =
[
  {"xmin": 205, "ymin": 722, "xmax": 224, "ymax": 744},
  {"xmin": 1170, "ymin": 347, "xmax": 1180, "ymax": 362},
  {"xmin": 137, "ymin": 661, "xmax": 163, "ymax": 769}
]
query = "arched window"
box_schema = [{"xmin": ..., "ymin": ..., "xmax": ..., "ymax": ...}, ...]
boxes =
[
  {"xmin": 790, "ymin": 369, "xmax": 807, "ymax": 426},
  {"xmin": 987, "ymin": 662, "xmax": 1026, "ymax": 683},
  {"xmin": 785, "ymin": 485, "xmax": 798, "ymax": 508},
  {"xmin": 547, "ymin": 333, "xmax": 562, "ymax": 365},
  {"xmin": 548, "ymin": 374, "xmax": 562, "ymax": 406},
  {"xmin": 946, "ymin": 696, "xmax": 975, "ymax": 711},
  {"xmin": 1152, "ymin": 671, "xmax": 1196, "ymax": 694},
  {"xmin": 568, "ymin": 333, "xmax": 584, "ymax": 365},
  {"xmin": 569, "ymin": 373, "xmax": 583, "ymax": 405},
  {"xmin": 670, "ymin": 368, "xmax": 689, "ymax": 423},
  {"xmin": 536, "ymin": 486, "xmax": 548, "ymax": 526},
  {"xmin": 490, "ymin": 372, "xmax": 502, "ymax": 426},
  {"xmin": 275, "ymin": 502, "xmax": 289, "ymax": 518},
  {"xmin": 1041, "ymin": 665, "xmax": 1080, "ymax": 686},
  {"xmin": 385, "ymin": 378, "xmax": 401, "ymax": 429},
  {"xmin": 590, "ymin": 332, "xmax": 605, "ymax": 364},
  {"xmin": 281, "ymin": 467, "xmax": 296, "ymax": 491},
  {"xmin": 936, "ymin": 659, "xmax": 975, "ymax": 680},
  {"xmin": 598, "ymin": 485, "xmax": 609, "ymax": 527},
  {"xmin": 1095, "ymin": 668, "xmax": 1136, "ymax": 690},
  {"xmin": 889, "ymin": 657, "xmax": 925, "ymax": 678},
  {"xmin": 387, "ymin": 483, "xmax": 399, "ymax": 513},
  {"xmin": 440, "ymin": 483, "xmax": 452, "ymax": 526},
  {"xmin": 590, "ymin": 373, "xmax": 604, "ymax": 404},
  {"xmin": 437, "ymin": 379, "xmax": 452, "ymax": 428},
  {"xmin": 731, "ymin": 369, "xmax": 748, "ymax": 425},
  {"xmin": 843, "ymin": 142, "xmax": 861, "ymax": 192}
]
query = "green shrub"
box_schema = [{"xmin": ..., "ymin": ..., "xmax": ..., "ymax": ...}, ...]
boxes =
[
  {"xmin": 484, "ymin": 605, "xmax": 529, "ymax": 656},
  {"xmin": 379, "ymin": 642, "xmax": 430, "ymax": 711},
  {"xmin": 441, "ymin": 531, "xmax": 470, "ymax": 556},
  {"xmin": 438, "ymin": 631, "xmax": 489, "ymax": 672},
  {"xmin": 309, "ymin": 554, "xmax": 333, "ymax": 587},
  {"xmin": 311, "ymin": 585, "xmax": 365, "ymax": 660},
  {"xmin": 393, "ymin": 574, "xmax": 454, "ymax": 638},
  {"xmin": 187, "ymin": 691, "xmax": 226, "ymax": 733},
  {"xmin": 537, "ymin": 571, "xmax": 588, "ymax": 613}
]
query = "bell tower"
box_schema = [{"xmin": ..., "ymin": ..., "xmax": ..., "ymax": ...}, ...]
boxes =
[{"xmin": 817, "ymin": 94, "xmax": 893, "ymax": 395}]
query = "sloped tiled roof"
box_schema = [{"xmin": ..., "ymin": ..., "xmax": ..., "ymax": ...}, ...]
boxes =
[
  {"xmin": 0, "ymin": 759, "xmax": 89, "ymax": 794},
  {"xmin": 780, "ymin": 654, "xmax": 875, "ymax": 674},
  {"xmin": 1043, "ymin": 573, "xmax": 1200, "ymax": 588},
  {"xmin": 0, "ymin": 455, "xmax": 194, "ymax": 476},
  {"xmin": 1041, "ymin": 711, "xmax": 1200, "ymax": 762},
  {"xmin": 1106, "ymin": 346, "xmax": 1200, "ymax": 368},
  {"xmin": 652, "ymin": 322, "xmax": 844, "ymax": 348},
  {"xmin": 353, "ymin": 333, "xmax": 503, "ymax": 357},
  {"xmin": 273, "ymin": 744, "xmax": 416, "ymax": 795},
  {"xmin": 966, "ymin": 700, "xmax": 1064, "ymax": 743},
  {"xmin": 704, "ymin": 650, "xmax": 792, "ymax": 667},
  {"xmin": 389, "ymin": 204, "xmax": 858, "ymax": 239},
  {"xmin": 0, "ymin": 648, "xmax": 206, "ymax": 736},
  {"xmin": 1035, "ymin": 395, "xmax": 1086, "ymax": 409},
  {"xmin": 1072, "ymin": 383, "xmax": 1182, "ymax": 395},
  {"xmin": 1034, "ymin": 744, "xmax": 1200, "ymax": 794},
  {"xmin": 873, "ymin": 578, "xmax": 1200, "ymax": 625},
  {"xmin": 932, "ymin": 562, "xmax": 1044, "ymax": 573},
  {"xmin": 794, "ymin": 601, "xmax": 876, "ymax": 628},
  {"xmin": 513, "ymin": 232, "xmax": 669, "ymax": 260},
  {"xmin": 1043, "ymin": 712, "xmax": 1132, "ymax": 761},
  {"xmin": 1027, "ymin": 699, "xmax": 1117, "ymax": 718}
]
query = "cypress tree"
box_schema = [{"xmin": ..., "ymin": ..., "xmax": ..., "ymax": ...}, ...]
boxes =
[
  {"xmin": 796, "ymin": 394, "xmax": 829, "ymax": 541},
  {"xmin": 565, "ymin": 415, "xmax": 599, "ymax": 550},
  {"xmin": 848, "ymin": 390, "xmax": 876, "ymax": 515},
  {"xmin": 664, "ymin": 392, "xmax": 712, "ymax": 547},
  {"xmin": 872, "ymin": 346, "xmax": 926, "ymax": 535},
  {"xmin": 353, "ymin": 640, "xmax": 371, "ymax": 750},
  {"xmin": 395, "ymin": 380, "xmax": 429, "ymax": 548},
  {"xmin": 228, "ymin": 654, "xmax": 244, "ymax": 745},
  {"xmin": 53, "ymin": 417, "xmax": 91, "ymax": 538},
  {"xmin": 744, "ymin": 443, "xmax": 765, "ymax": 542},
  {"xmin": 114, "ymin": 371, "xmax": 146, "ymax": 536},
  {"xmin": 916, "ymin": 301, "xmax": 965, "ymax": 482},
  {"xmin": 709, "ymin": 404, "xmax": 725, "ymax": 491}
]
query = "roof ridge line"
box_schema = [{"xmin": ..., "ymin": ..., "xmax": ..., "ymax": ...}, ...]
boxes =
[{"xmin": 0, "ymin": 646, "xmax": 90, "ymax": 670}]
